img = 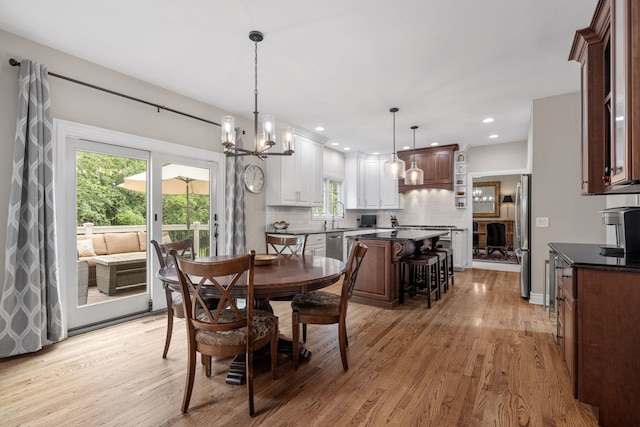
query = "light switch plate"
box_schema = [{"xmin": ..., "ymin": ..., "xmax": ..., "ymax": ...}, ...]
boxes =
[{"xmin": 536, "ymin": 217, "xmax": 549, "ymax": 227}]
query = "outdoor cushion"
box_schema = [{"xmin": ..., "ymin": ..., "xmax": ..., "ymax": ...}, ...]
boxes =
[
  {"xmin": 77, "ymin": 238, "xmax": 96, "ymax": 257},
  {"xmin": 104, "ymin": 232, "xmax": 141, "ymax": 254},
  {"xmin": 138, "ymin": 231, "xmax": 147, "ymax": 252},
  {"xmin": 78, "ymin": 234, "xmax": 108, "ymax": 255}
]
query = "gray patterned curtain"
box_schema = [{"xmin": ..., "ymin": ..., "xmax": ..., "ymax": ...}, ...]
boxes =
[
  {"xmin": 0, "ymin": 60, "xmax": 63, "ymax": 358},
  {"xmin": 224, "ymin": 127, "xmax": 246, "ymax": 255}
]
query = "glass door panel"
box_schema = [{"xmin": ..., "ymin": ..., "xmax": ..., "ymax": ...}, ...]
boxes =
[{"xmin": 68, "ymin": 139, "xmax": 150, "ymax": 329}]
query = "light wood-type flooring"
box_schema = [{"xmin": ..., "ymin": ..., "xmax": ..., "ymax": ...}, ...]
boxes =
[{"xmin": 0, "ymin": 269, "xmax": 599, "ymax": 426}]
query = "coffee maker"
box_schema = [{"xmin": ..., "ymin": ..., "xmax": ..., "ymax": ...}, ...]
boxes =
[{"xmin": 598, "ymin": 207, "xmax": 640, "ymax": 256}]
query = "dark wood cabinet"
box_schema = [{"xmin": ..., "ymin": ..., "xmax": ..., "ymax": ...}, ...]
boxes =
[
  {"xmin": 350, "ymin": 239, "xmax": 400, "ymax": 309},
  {"xmin": 550, "ymin": 244, "xmax": 640, "ymax": 427},
  {"xmin": 555, "ymin": 256, "xmax": 577, "ymax": 395},
  {"xmin": 397, "ymin": 144, "xmax": 458, "ymax": 193},
  {"xmin": 570, "ymin": 0, "xmax": 640, "ymax": 194}
]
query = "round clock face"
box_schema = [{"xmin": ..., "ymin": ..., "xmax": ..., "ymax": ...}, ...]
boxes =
[{"xmin": 243, "ymin": 164, "xmax": 265, "ymax": 193}]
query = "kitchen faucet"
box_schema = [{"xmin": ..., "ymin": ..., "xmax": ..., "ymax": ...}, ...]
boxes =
[{"xmin": 331, "ymin": 201, "xmax": 345, "ymax": 229}]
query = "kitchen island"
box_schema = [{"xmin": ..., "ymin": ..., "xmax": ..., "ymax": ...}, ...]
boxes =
[{"xmin": 346, "ymin": 229, "xmax": 447, "ymax": 308}]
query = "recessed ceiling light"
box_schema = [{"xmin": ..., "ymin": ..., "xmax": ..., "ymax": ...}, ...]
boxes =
[
  {"xmin": 483, "ymin": 118, "xmax": 494, "ymax": 123},
  {"xmin": 315, "ymin": 126, "xmax": 325, "ymax": 131},
  {"xmin": 489, "ymin": 134, "xmax": 499, "ymax": 139},
  {"xmin": 343, "ymin": 147, "xmax": 351, "ymax": 151},
  {"xmin": 402, "ymin": 146, "xmax": 410, "ymax": 150},
  {"xmin": 372, "ymin": 152, "xmax": 379, "ymax": 155},
  {"xmin": 331, "ymin": 142, "xmax": 339, "ymax": 146},
  {"xmin": 616, "ymin": 116, "xmax": 624, "ymax": 122},
  {"xmin": 430, "ymin": 142, "xmax": 439, "ymax": 146}
]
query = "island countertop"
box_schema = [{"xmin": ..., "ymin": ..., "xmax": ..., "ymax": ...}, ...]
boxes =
[{"xmin": 345, "ymin": 229, "xmax": 447, "ymax": 241}]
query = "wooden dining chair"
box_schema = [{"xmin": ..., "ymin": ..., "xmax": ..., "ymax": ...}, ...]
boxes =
[
  {"xmin": 173, "ymin": 250, "xmax": 278, "ymax": 416},
  {"xmin": 290, "ymin": 241, "xmax": 368, "ymax": 371},
  {"xmin": 266, "ymin": 234, "xmax": 308, "ymax": 304},
  {"xmin": 151, "ymin": 237, "xmax": 198, "ymax": 358},
  {"xmin": 265, "ymin": 234, "xmax": 308, "ymax": 258}
]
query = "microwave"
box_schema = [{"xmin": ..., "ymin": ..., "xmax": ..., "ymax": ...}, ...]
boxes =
[{"xmin": 360, "ymin": 215, "xmax": 377, "ymax": 228}]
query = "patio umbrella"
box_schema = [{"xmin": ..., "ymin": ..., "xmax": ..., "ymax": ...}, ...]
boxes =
[{"xmin": 118, "ymin": 164, "xmax": 210, "ymax": 230}]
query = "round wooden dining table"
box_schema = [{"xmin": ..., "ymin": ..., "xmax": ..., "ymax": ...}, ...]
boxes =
[
  {"xmin": 157, "ymin": 254, "xmax": 346, "ymax": 301},
  {"xmin": 156, "ymin": 254, "xmax": 346, "ymax": 384}
]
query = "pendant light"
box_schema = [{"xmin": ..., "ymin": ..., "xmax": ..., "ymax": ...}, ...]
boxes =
[
  {"xmin": 405, "ymin": 125, "xmax": 424, "ymax": 185},
  {"xmin": 221, "ymin": 31, "xmax": 294, "ymax": 158},
  {"xmin": 383, "ymin": 107, "xmax": 406, "ymax": 179}
]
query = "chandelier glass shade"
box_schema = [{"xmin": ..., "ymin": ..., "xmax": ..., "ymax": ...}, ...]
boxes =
[
  {"xmin": 221, "ymin": 31, "xmax": 294, "ymax": 158},
  {"xmin": 404, "ymin": 125, "xmax": 424, "ymax": 185},
  {"xmin": 383, "ymin": 107, "xmax": 406, "ymax": 179}
]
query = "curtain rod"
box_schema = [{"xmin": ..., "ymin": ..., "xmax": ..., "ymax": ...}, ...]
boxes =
[{"xmin": 9, "ymin": 58, "xmax": 220, "ymax": 127}]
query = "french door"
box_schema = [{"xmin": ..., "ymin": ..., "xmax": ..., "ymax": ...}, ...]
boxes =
[
  {"xmin": 56, "ymin": 120, "xmax": 224, "ymax": 332},
  {"xmin": 66, "ymin": 139, "xmax": 151, "ymax": 329}
]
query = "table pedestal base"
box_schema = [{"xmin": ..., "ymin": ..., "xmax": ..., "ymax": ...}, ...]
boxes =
[{"xmin": 225, "ymin": 337, "xmax": 311, "ymax": 385}]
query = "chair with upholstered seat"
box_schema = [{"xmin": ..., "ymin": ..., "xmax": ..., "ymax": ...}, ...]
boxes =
[
  {"xmin": 266, "ymin": 234, "xmax": 307, "ymax": 258},
  {"xmin": 486, "ymin": 222, "xmax": 508, "ymax": 259},
  {"xmin": 291, "ymin": 241, "xmax": 367, "ymax": 371},
  {"xmin": 151, "ymin": 237, "xmax": 198, "ymax": 358},
  {"xmin": 173, "ymin": 250, "xmax": 278, "ymax": 416}
]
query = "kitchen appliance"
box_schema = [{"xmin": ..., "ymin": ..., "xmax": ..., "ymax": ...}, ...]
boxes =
[
  {"xmin": 515, "ymin": 174, "xmax": 531, "ymax": 299},
  {"xmin": 360, "ymin": 214, "xmax": 377, "ymax": 228},
  {"xmin": 326, "ymin": 231, "xmax": 344, "ymax": 261},
  {"xmin": 598, "ymin": 207, "xmax": 640, "ymax": 256}
]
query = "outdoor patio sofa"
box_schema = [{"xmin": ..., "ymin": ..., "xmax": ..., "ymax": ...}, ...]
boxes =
[{"xmin": 77, "ymin": 231, "xmax": 169, "ymax": 295}]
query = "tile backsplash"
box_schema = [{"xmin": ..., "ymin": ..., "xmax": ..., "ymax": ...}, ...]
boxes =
[{"xmin": 267, "ymin": 189, "xmax": 469, "ymax": 231}]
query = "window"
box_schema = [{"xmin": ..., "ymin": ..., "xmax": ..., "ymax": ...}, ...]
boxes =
[{"xmin": 312, "ymin": 178, "xmax": 342, "ymax": 217}]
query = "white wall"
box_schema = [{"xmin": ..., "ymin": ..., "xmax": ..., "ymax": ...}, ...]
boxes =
[
  {"xmin": 530, "ymin": 92, "xmax": 605, "ymax": 297},
  {"xmin": 467, "ymin": 140, "xmax": 528, "ymax": 175}
]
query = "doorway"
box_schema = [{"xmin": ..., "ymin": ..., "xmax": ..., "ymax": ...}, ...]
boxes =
[{"xmin": 472, "ymin": 174, "xmax": 521, "ymax": 271}]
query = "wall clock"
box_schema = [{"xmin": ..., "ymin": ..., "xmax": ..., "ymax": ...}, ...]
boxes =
[{"xmin": 243, "ymin": 164, "xmax": 265, "ymax": 193}]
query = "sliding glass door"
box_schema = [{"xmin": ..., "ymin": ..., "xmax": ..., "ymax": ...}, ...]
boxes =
[
  {"xmin": 56, "ymin": 121, "xmax": 224, "ymax": 332},
  {"xmin": 67, "ymin": 139, "xmax": 151, "ymax": 329}
]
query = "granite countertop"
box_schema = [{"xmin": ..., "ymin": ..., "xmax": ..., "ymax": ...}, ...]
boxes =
[
  {"xmin": 266, "ymin": 227, "xmax": 363, "ymax": 235},
  {"xmin": 345, "ymin": 229, "xmax": 448, "ymax": 241},
  {"xmin": 549, "ymin": 242, "xmax": 640, "ymax": 270}
]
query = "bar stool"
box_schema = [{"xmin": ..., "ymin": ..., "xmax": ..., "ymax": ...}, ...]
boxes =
[
  {"xmin": 421, "ymin": 249, "xmax": 448, "ymax": 294},
  {"xmin": 400, "ymin": 254, "xmax": 440, "ymax": 308},
  {"xmin": 424, "ymin": 247, "xmax": 454, "ymax": 292}
]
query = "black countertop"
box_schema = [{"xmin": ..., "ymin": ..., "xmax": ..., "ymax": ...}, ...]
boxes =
[
  {"xmin": 549, "ymin": 242, "xmax": 640, "ymax": 271},
  {"xmin": 345, "ymin": 229, "xmax": 448, "ymax": 241}
]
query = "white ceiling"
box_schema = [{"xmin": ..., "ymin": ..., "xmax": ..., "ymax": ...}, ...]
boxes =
[{"xmin": 0, "ymin": 0, "xmax": 598, "ymax": 155}]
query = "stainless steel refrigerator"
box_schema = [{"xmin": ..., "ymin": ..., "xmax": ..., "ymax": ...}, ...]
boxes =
[{"xmin": 515, "ymin": 174, "xmax": 531, "ymax": 299}]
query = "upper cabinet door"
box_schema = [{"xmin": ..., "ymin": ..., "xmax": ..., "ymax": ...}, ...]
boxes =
[
  {"xmin": 397, "ymin": 145, "xmax": 458, "ymax": 193},
  {"xmin": 570, "ymin": 0, "xmax": 640, "ymax": 194}
]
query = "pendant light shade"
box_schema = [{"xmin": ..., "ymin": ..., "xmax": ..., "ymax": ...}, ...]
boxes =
[
  {"xmin": 405, "ymin": 125, "xmax": 424, "ymax": 185},
  {"xmin": 384, "ymin": 107, "xmax": 406, "ymax": 179}
]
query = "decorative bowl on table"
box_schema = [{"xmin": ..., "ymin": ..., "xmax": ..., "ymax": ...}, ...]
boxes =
[
  {"xmin": 254, "ymin": 254, "xmax": 277, "ymax": 266},
  {"xmin": 273, "ymin": 221, "xmax": 289, "ymax": 231}
]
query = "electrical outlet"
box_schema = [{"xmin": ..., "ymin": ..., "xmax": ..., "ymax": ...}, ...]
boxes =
[{"xmin": 536, "ymin": 217, "xmax": 549, "ymax": 227}]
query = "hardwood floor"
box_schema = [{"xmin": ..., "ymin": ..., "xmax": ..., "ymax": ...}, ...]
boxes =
[{"xmin": 0, "ymin": 269, "xmax": 599, "ymax": 427}]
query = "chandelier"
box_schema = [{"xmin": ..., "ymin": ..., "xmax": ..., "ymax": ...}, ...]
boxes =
[{"xmin": 221, "ymin": 31, "xmax": 294, "ymax": 158}]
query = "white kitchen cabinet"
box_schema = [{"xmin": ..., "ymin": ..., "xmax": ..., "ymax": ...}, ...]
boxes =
[
  {"xmin": 305, "ymin": 233, "xmax": 326, "ymax": 257},
  {"xmin": 266, "ymin": 135, "xmax": 323, "ymax": 207},
  {"xmin": 451, "ymin": 229, "xmax": 468, "ymax": 270},
  {"xmin": 345, "ymin": 153, "xmax": 402, "ymax": 210}
]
